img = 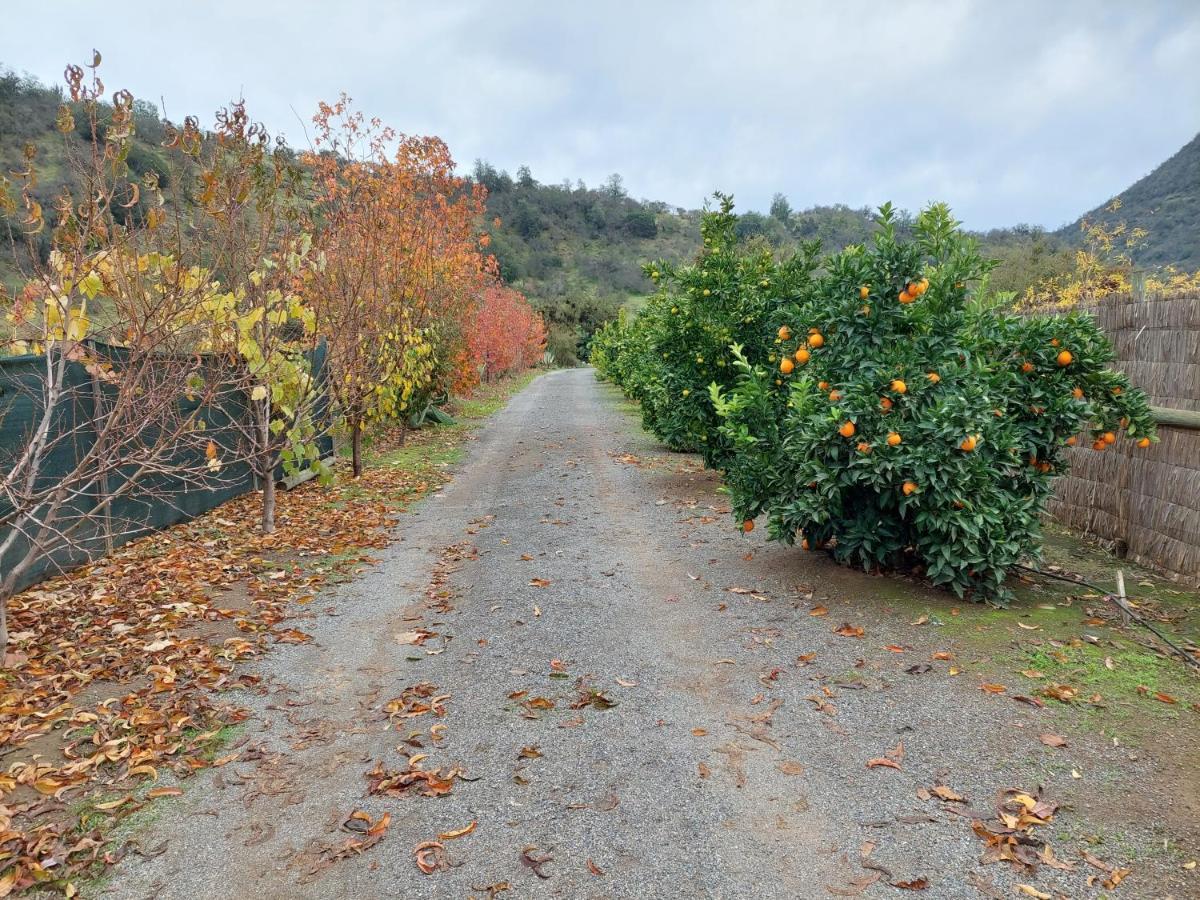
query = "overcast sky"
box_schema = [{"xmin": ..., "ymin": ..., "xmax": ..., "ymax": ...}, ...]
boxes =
[{"xmin": 3, "ymin": 1, "xmax": 1198, "ymax": 229}]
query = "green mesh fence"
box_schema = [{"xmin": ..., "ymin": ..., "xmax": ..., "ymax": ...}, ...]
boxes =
[{"xmin": 0, "ymin": 342, "xmax": 332, "ymax": 593}]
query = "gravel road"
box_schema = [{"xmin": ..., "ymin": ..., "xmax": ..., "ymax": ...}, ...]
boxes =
[{"xmin": 109, "ymin": 368, "xmax": 1192, "ymax": 899}]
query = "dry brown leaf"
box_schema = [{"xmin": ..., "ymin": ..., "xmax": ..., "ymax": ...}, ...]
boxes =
[{"xmin": 438, "ymin": 821, "xmax": 477, "ymax": 840}]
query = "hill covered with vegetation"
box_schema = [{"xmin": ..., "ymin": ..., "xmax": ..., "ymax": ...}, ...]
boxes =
[
  {"xmin": 1060, "ymin": 131, "xmax": 1200, "ymax": 270},
  {"xmin": 4, "ymin": 61, "xmax": 1197, "ymax": 363}
]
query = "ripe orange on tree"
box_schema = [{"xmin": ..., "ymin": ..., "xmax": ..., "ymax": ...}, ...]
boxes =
[
  {"xmin": 807, "ymin": 332, "xmax": 825, "ymax": 349},
  {"xmin": 838, "ymin": 421, "xmax": 856, "ymax": 438},
  {"xmin": 794, "ymin": 347, "xmax": 810, "ymax": 365},
  {"xmin": 886, "ymin": 432, "xmax": 902, "ymax": 447},
  {"xmin": 1057, "ymin": 349, "xmax": 1073, "ymax": 367},
  {"xmin": 959, "ymin": 435, "xmax": 977, "ymax": 452},
  {"xmin": 902, "ymin": 481, "xmax": 918, "ymax": 496},
  {"xmin": 890, "ymin": 379, "xmax": 907, "ymax": 394},
  {"xmin": 779, "ymin": 357, "xmax": 794, "ymax": 374},
  {"xmin": 778, "ymin": 325, "xmax": 791, "ymax": 341}
]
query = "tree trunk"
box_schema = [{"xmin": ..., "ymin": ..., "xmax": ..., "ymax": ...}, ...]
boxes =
[
  {"xmin": 258, "ymin": 400, "xmax": 276, "ymax": 534},
  {"xmin": 351, "ymin": 419, "xmax": 363, "ymax": 478},
  {"xmin": 261, "ymin": 472, "xmax": 276, "ymax": 534},
  {"xmin": 397, "ymin": 423, "xmax": 408, "ymax": 447}
]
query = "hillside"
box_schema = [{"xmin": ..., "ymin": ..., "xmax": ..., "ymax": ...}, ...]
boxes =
[
  {"xmin": 4, "ymin": 61, "xmax": 1196, "ymax": 361},
  {"xmin": 1060, "ymin": 131, "xmax": 1200, "ymax": 269}
]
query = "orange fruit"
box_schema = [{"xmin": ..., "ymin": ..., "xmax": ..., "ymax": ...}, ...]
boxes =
[
  {"xmin": 902, "ymin": 481, "xmax": 918, "ymax": 496},
  {"xmin": 917, "ymin": 278, "xmax": 929, "ymax": 294},
  {"xmin": 1102, "ymin": 431, "xmax": 1116, "ymax": 445},
  {"xmin": 890, "ymin": 379, "xmax": 907, "ymax": 394},
  {"xmin": 794, "ymin": 348, "xmax": 810, "ymax": 365},
  {"xmin": 1050, "ymin": 338, "xmax": 1059, "ymax": 347},
  {"xmin": 779, "ymin": 357, "xmax": 794, "ymax": 374},
  {"xmin": 807, "ymin": 332, "xmax": 825, "ymax": 349},
  {"xmin": 828, "ymin": 390, "xmax": 842, "ymax": 402},
  {"xmin": 886, "ymin": 432, "xmax": 902, "ymax": 447},
  {"xmin": 1136, "ymin": 437, "xmax": 1151, "ymax": 449},
  {"xmin": 742, "ymin": 519, "xmax": 754, "ymax": 533},
  {"xmin": 856, "ymin": 441, "xmax": 871, "ymax": 454},
  {"xmin": 838, "ymin": 421, "xmax": 856, "ymax": 438},
  {"xmin": 1065, "ymin": 435, "xmax": 1077, "ymax": 446},
  {"xmin": 777, "ymin": 325, "xmax": 791, "ymax": 341},
  {"xmin": 899, "ymin": 290, "xmax": 914, "ymax": 304},
  {"xmin": 880, "ymin": 397, "xmax": 893, "ymax": 411},
  {"xmin": 801, "ymin": 538, "xmax": 810, "ymax": 551},
  {"xmin": 817, "ymin": 381, "xmax": 829, "ymax": 391},
  {"xmin": 927, "ymin": 372, "xmax": 940, "ymax": 383},
  {"xmin": 1021, "ymin": 361, "xmax": 1035, "ymax": 374},
  {"xmin": 1071, "ymin": 387, "xmax": 1084, "ymax": 399},
  {"xmin": 859, "ymin": 285, "xmax": 870, "ymax": 299},
  {"xmin": 859, "ymin": 304, "xmax": 871, "ymax": 315},
  {"xmin": 959, "ymin": 435, "xmax": 977, "ymax": 452},
  {"xmin": 1092, "ymin": 440, "xmax": 1107, "ymax": 451},
  {"xmin": 1056, "ymin": 349, "xmax": 1073, "ymax": 367},
  {"xmin": 1112, "ymin": 386, "xmax": 1123, "ymax": 395}
]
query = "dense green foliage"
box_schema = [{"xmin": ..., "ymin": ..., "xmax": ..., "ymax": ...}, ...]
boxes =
[
  {"xmin": 595, "ymin": 201, "xmax": 1158, "ymax": 602},
  {"xmin": 1061, "ymin": 131, "xmax": 1200, "ymax": 269},
  {"xmin": 590, "ymin": 194, "xmax": 820, "ymax": 467},
  {"xmin": 470, "ymin": 163, "xmax": 703, "ymax": 364}
]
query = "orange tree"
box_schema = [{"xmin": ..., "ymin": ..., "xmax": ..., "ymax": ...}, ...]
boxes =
[
  {"xmin": 712, "ymin": 203, "xmax": 1156, "ymax": 600},
  {"xmin": 594, "ymin": 193, "xmax": 819, "ymax": 467}
]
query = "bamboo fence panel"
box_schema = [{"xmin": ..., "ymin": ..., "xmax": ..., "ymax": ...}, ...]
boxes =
[{"xmin": 1042, "ymin": 292, "xmax": 1200, "ymax": 585}]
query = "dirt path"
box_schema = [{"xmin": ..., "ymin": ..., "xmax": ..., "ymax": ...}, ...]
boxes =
[{"xmin": 109, "ymin": 368, "xmax": 1194, "ymax": 899}]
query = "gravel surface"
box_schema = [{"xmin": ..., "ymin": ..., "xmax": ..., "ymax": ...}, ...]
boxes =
[{"xmin": 108, "ymin": 368, "xmax": 1193, "ymax": 899}]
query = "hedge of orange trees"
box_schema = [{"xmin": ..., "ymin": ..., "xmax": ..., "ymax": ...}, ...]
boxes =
[{"xmin": 593, "ymin": 199, "xmax": 1156, "ymax": 601}]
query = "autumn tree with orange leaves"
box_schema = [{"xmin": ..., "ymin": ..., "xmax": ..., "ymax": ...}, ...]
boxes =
[
  {"xmin": 305, "ymin": 96, "xmax": 492, "ymax": 475},
  {"xmin": 469, "ymin": 285, "xmax": 547, "ymax": 382}
]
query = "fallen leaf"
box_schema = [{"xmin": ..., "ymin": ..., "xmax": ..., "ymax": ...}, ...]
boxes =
[
  {"xmin": 980, "ymin": 683, "xmax": 1007, "ymax": 694},
  {"xmin": 414, "ymin": 840, "xmax": 446, "ymax": 874},
  {"xmin": 1015, "ymin": 886, "xmax": 1050, "ymax": 899},
  {"xmin": 146, "ymin": 787, "xmax": 183, "ymax": 799},
  {"xmin": 529, "ymin": 578, "xmax": 551, "ymax": 588},
  {"xmin": 777, "ymin": 761, "xmax": 805, "ymax": 775},
  {"xmin": 892, "ymin": 877, "xmax": 929, "ymax": 890},
  {"xmin": 810, "ymin": 605, "xmax": 829, "ymax": 617},
  {"xmin": 521, "ymin": 846, "xmax": 553, "ymax": 879},
  {"xmin": 438, "ymin": 821, "xmax": 477, "ymax": 840},
  {"xmin": 834, "ymin": 623, "xmax": 865, "ymax": 638},
  {"xmin": 1038, "ymin": 734, "xmax": 1067, "ymax": 748},
  {"xmin": 866, "ymin": 758, "xmax": 901, "ymax": 770},
  {"xmin": 930, "ymin": 785, "xmax": 964, "ymax": 802},
  {"xmin": 587, "ymin": 858, "xmax": 604, "ymax": 876}
]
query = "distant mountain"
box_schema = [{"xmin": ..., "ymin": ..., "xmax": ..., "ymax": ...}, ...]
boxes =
[{"xmin": 1059, "ymin": 131, "xmax": 1200, "ymax": 270}]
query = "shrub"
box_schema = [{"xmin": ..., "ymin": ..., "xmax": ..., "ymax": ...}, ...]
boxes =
[
  {"xmin": 712, "ymin": 203, "xmax": 1157, "ymax": 601},
  {"xmin": 594, "ymin": 193, "xmax": 819, "ymax": 467}
]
